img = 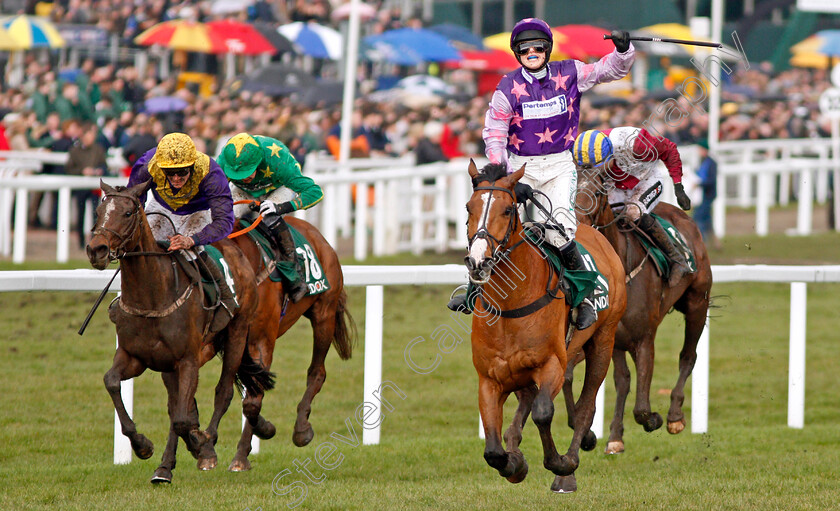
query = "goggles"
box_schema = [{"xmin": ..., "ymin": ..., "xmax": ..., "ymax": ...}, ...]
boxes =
[
  {"xmin": 515, "ymin": 40, "xmax": 549, "ymax": 56},
  {"xmin": 163, "ymin": 166, "xmax": 191, "ymax": 178}
]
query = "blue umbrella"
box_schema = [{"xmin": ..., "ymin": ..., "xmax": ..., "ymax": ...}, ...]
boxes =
[
  {"xmin": 429, "ymin": 23, "xmax": 485, "ymax": 50},
  {"xmin": 144, "ymin": 96, "xmax": 189, "ymax": 114},
  {"xmin": 814, "ymin": 30, "xmax": 840, "ymax": 56},
  {"xmin": 363, "ymin": 28, "xmax": 462, "ymax": 63}
]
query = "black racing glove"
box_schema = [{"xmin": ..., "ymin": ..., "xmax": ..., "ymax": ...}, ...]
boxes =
[
  {"xmin": 674, "ymin": 183, "xmax": 691, "ymax": 210},
  {"xmin": 611, "ymin": 30, "xmax": 631, "ymax": 53},
  {"xmin": 514, "ymin": 182, "xmax": 533, "ymax": 204}
]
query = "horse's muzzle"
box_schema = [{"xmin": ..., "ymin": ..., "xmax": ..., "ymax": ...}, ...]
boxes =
[
  {"xmin": 87, "ymin": 242, "xmax": 112, "ymax": 270},
  {"xmin": 465, "ymin": 255, "xmax": 492, "ymax": 284}
]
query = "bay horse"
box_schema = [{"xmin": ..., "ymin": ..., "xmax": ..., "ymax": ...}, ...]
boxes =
[
  {"xmin": 86, "ymin": 180, "xmax": 272, "ymax": 484},
  {"xmin": 573, "ymin": 167, "xmax": 712, "ymax": 454},
  {"xmin": 465, "ymin": 160, "xmax": 626, "ymax": 493},
  {"xmin": 226, "ymin": 207, "xmax": 355, "ymax": 472}
]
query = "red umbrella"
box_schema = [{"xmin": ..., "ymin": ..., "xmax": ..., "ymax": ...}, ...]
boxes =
[
  {"xmin": 553, "ymin": 24, "xmax": 614, "ymax": 60},
  {"xmin": 205, "ymin": 20, "xmax": 276, "ymax": 55},
  {"xmin": 443, "ymin": 48, "xmax": 519, "ymax": 72},
  {"xmin": 135, "ymin": 19, "xmax": 275, "ymax": 55}
]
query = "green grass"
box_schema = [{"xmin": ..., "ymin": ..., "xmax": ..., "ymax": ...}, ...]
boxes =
[{"xmin": 1, "ymin": 233, "xmax": 840, "ymax": 510}]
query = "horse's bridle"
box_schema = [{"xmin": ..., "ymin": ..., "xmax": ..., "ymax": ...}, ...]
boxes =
[
  {"xmin": 468, "ymin": 184, "xmax": 520, "ymax": 270},
  {"xmin": 92, "ymin": 191, "xmax": 143, "ymax": 261}
]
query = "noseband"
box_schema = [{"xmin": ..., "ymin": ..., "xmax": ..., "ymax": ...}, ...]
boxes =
[{"xmin": 92, "ymin": 191, "xmax": 142, "ymax": 261}]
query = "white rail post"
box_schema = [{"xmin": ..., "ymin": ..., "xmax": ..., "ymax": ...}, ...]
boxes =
[
  {"xmin": 373, "ymin": 180, "xmax": 386, "ymax": 256},
  {"xmin": 114, "ymin": 337, "xmax": 134, "ymax": 464},
  {"xmin": 13, "ymin": 188, "xmax": 28, "ymax": 263},
  {"xmin": 691, "ymin": 310, "xmax": 710, "ymax": 433},
  {"xmin": 756, "ymin": 172, "xmax": 771, "ymax": 236},
  {"xmin": 57, "ymin": 186, "xmax": 71, "ymax": 263},
  {"xmin": 363, "ymin": 285, "xmax": 384, "ymax": 445},
  {"xmin": 354, "ymin": 181, "xmax": 368, "ymax": 261},
  {"xmin": 796, "ymin": 169, "xmax": 813, "ymax": 236},
  {"xmin": 788, "ymin": 282, "xmax": 807, "ymax": 429},
  {"xmin": 593, "ymin": 380, "xmax": 605, "ymax": 439}
]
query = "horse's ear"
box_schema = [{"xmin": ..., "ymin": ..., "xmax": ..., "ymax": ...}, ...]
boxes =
[
  {"xmin": 468, "ymin": 158, "xmax": 479, "ymax": 179},
  {"xmin": 129, "ymin": 178, "xmax": 152, "ymax": 197},
  {"xmin": 100, "ymin": 179, "xmax": 116, "ymax": 196},
  {"xmin": 510, "ymin": 164, "xmax": 526, "ymax": 183}
]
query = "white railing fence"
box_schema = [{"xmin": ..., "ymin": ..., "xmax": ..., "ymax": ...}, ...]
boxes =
[
  {"xmin": 1, "ymin": 264, "xmax": 837, "ymax": 463},
  {"xmin": 2, "ymin": 138, "xmax": 840, "ymax": 264}
]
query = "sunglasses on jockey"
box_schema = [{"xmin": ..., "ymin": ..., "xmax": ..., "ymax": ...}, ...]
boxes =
[
  {"xmin": 515, "ymin": 40, "xmax": 549, "ymax": 56},
  {"xmin": 163, "ymin": 166, "xmax": 192, "ymax": 178}
]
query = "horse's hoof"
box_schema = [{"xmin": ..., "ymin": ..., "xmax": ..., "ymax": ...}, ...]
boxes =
[
  {"xmin": 644, "ymin": 413, "xmax": 663, "ymax": 432},
  {"xmin": 292, "ymin": 426, "xmax": 314, "ymax": 447},
  {"xmin": 505, "ymin": 456, "xmax": 528, "ymax": 484},
  {"xmin": 253, "ymin": 417, "xmax": 276, "ymax": 440},
  {"xmin": 132, "ymin": 434, "xmax": 154, "ymax": 460},
  {"xmin": 197, "ymin": 456, "xmax": 217, "ymax": 471},
  {"xmin": 581, "ymin": 430, "xmax": 597, "ymax": 452},
  {"xmin": 605, "ymin": 441, "xmax": 624, "ymax": 455},
  {"xmin": 550, "ymin": 474, "xmax": 577, "ymax": 493},
  {"xmin": 667, "ymin": 418, "xmax": 686, "ymax": 435},
  {"xmin": 150, "ymin": 468, "xmax": 172, "ymax": 485},
  {"xmin": 228, "ymin": 458, "xmax": 252, "ymax": 472}
]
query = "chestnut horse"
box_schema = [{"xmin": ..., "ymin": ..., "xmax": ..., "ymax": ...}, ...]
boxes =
[
  {"xmin": 227, "ymin": 210, "xmax": 355, "ymax": 472},
  {"xmin": 573, "ymin": 167, "xmax": 712, "ymax": 454},
  {"xmin": 465, "ymin": 161, "xmax": 626, "ymax": 493},
  {"xmin": 87, "ymin": 180, "xmax": 273, "ymax": 484}
]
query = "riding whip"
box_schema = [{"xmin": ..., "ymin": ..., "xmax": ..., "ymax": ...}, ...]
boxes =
[
  {"xmin": 603, "ymin": 34, "xmax": 722, "ymax": 49},
  {"xmin": 78, "ymin": 267, "xmax": 121, "ymax": 335}
]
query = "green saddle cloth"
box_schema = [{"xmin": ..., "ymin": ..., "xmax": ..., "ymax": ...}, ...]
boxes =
[
  {"xmin": 465, "ymin": 229, "xmax": 609, "ymax": 313},
  {"xmin": 200, "ymin": 244, "xmax": 234, "ymax": 305},
  {"xmin": 636, "ymin": 214, "xmax": 697, "ymax": 278},
  {"xmin": 239, "ymin": 219, "xmax": 330, "ymax": 297}
]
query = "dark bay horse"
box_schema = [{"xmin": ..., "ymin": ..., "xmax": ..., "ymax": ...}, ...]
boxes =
[
  {"xmin": 465, "ymin": 160, "xmax": 626, "ymax": 493},
  {"xmin": 574, "ymin": 167, "xmax": 712, "ymax": 454},
  {"xmin": 86, "ymin": 180, "xmax": 272, "ymax": 484},
  {"xmin": 227, "ymin": 210, "xmax": 355, "ymax": 472}
]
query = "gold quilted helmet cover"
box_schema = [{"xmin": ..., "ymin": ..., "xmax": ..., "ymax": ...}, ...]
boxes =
[{"xmin": 155, "ymin": 132, "xmax": 197, "ymax": 168}]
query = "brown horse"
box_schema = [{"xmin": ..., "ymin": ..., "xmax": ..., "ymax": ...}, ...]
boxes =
[
  {"xmin": 465, "ymin": 160, "xmax": 626, "ymax": 493},
  {"xmin": 86, "ymin": 180, "xmax": 272, "ymax": 484},
  {"xmin": 573, "ymin": 167, "xmax": 712, "ymax": 454},
  {"xmin": 226, "ymin": 210, "xmax": 356, "ymax": 472}
]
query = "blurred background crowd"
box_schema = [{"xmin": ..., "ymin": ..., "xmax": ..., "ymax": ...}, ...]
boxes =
[{"xmin": 0, "ymin": 0, "xmax": 839, "ymax": 231}]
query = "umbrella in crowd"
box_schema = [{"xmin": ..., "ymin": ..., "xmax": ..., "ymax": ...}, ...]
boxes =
[
  {"xmin": 363, "ymin": 27, "xmax": 462, "ymax": 64},
  {"xmin": 443, "ymin": 48, "xmax": 518, "ymax": 72},
  {"xmin": 330, "ymin": 1, "xmax": 377, "ymax": 22},
  {"xmin": 135, "ymin": 19, "xmax": 274, "ymax": 55},
  {"xmin": 253, "ymin": 21, "xmax": 295, "ymax": 54},
  {"xmin": 0, "ymin": 26, "xmax": 23, "ymax": 50},
  {"xmin": 205, "ymin": 19, "xmax": 276, "ymax": 55},
  {"xmin": 0, "ymin": 15, "xmax": 64, "ymax": 48},
  {"xmin": 301, "ymin": 80, "xmax": 348, "ymax": 108},
  {"xmin": 483, "ymin": 28, "xmax": 569, "ymax": 60},
  {"xmin": 790, "ymin": 30, "xmax": 840, "ymax": 68},
  {"xmin": 552, "ymin": 24, "xmax": 614, "ymax": 60},
  {"xmin": 232, "ymin": 63, "xmax": 316, "ymax": 96},
  {"xmin": 277, "ymin": 21, "xmax": 343, "ymax": 60},
  {"xmin": 144, "ymin": 96, "xmax": 189, "ymax": 114},
  {"xmin": 429, "ymin": 23, "xmax": 485, "ymax": 50}
]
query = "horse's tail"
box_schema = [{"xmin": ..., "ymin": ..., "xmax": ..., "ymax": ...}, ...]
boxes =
[
  {"xmin": 236, "ymin": 348, "xmax": 277, "ymax": 396},
  {"xmin": 332, "ymin": 289, "xmax": 356, "ymax": 360}
]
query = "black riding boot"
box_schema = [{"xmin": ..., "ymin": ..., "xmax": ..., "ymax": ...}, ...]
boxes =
[
  {"xmin": 556, "ymin": 240, "xmax": 598, "ymax": 330},
  {"xmin": 637, "ymin": 214, "xmax": 688, "ymax": 287},
  {"xmin": 264, "ymin": 214, "xmax": 308, "ymax": 302},
  {"xmin": 446, "ymin": 284, "xmax": 472, "ymax": 314},
  {"xmin": 198, "ymin": 250, "xmax": 237, "ymax": 333}
]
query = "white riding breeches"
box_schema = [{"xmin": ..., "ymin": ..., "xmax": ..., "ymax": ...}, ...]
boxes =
[
  {"xmin": 230, "ymin": 184, "xmax": 295, "ymax": 218},
  {"xmin": 144, "ymin": 195, "xmax": 212, "ymax": 259},
  {"xmin": 607, "ymin": 174, "xmax": 664, "ymax": 222},
  {"xmin": 509, "ymin": 151, "xmax": 578, "ymax": 247}
]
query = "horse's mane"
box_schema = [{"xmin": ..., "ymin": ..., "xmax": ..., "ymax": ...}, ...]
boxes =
[{"xmin": 472, "ymin": 162, "xmax": 508, "ymax": 187}]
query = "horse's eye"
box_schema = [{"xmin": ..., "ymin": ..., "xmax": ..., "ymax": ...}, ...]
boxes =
[
  {"xmin": 124, "ymin": 210, "xmax": 133, "ymax": 217},
  {"xmin": 504, "ymin": 206, "xmax": 515, "ymax": 216}
]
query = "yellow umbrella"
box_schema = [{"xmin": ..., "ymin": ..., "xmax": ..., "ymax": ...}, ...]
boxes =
[
  {"xmin": 790, "ymin": 34, "xmax": 838, "ymax": 69},
  {"xmin": 0, "ymin": 15, "xmax": 64, "ymax": 49},
  {"xmin": 483, "ymin": 29, "xmax": 571, "ymax": 60},
  {"xmin": 0, "ymin": 26, "xmax": 23, "ymax": 50}
]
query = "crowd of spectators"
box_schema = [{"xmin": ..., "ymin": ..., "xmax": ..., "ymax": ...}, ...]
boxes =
[{"xmin": 0, "ymin": 0, "xmax": 836, "ymax": 239}]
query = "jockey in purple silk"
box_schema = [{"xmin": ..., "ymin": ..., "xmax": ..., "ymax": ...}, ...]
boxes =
[{"xmin": 448, "ymin": 18, "xmax": 634, "ymax": 330}]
